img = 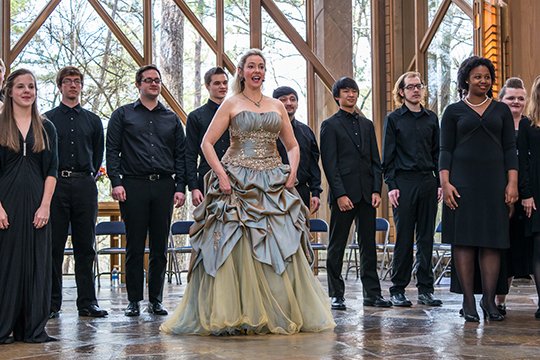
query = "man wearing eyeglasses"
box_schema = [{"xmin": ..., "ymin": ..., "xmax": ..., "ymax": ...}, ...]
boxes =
[
  {"xmin": 46, "ymin": 66, "xmax": 108, "ymax": 319},
  {"xmin": 107, "ymin": 65, "xmax": 186, "ymax": 317},
  {"xmin": 382, "ymin": 71, "xmax": 443, "ymax": 307}
]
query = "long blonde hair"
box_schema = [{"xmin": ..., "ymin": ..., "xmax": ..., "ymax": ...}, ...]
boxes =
[
  {"xmin": 231, "ymin": 48, "xmax": 266, "ymax": 95},
  {"xmin": 0, "ymin": 69, "xmax": 48, "ymax": 152},
  {"xmin": 527, "ymin": 75, "xmax": 540, "ymax": 127}
]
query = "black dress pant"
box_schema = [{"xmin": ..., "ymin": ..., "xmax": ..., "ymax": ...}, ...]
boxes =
[
  {"xmin": 295, "ymin": 183, "xmax": 310, "ymax": 208},
  {"xmin": 51, "ymin": 176, "xmax": 98, "ymax": 311},
  {"xmin": 327, "ymin": 199, "xmax": 381, "ymax": 298},
  {"xmin": 389, "ymin": 172, "xmax": 437, "ymax": 295},
  {"xmin": 120, "ymin": 176, "xmax": 174, "ymax": 303}
]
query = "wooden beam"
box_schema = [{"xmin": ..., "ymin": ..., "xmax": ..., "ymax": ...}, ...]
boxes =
[
  {"xmin": 143, "ymin": 0, "xmax": 152, "ymax": 64},
  {"xmin": 452, "ymin": 0, "xmax": 473, "ymax": 18},
  {"xmin": 250, "ymin": 0, "xmax": 262, "ymax": 49},
  {"xmin": 10, "ymin": 0, "xmax": 62, "ymax": 63},
  {"xmin": 160, "ymin": 85, "xmax": 187, "ymax": 122},
  {"xmin": 371, "ymin": 0, "xmax": 388, "ymax": 220},
  {"xmin": 88, "ymin": 0, "xmax": 144, "ymax": 65},
  {"xmin": 216, "ymin": 0, "xmax": 225, "ymax": 69},
  {"xmin": 419, "ymin": 0, "xmax": 451, "ymax": 53},
  {"xmin": 262, "ymin": 0, "xmax": 335, "ymax": 91},
  {"xmin": 1, "ymin": 0, "xmax": 10, "ymax": 69},
  {"xmin": 414, "ymin": 0, "xmax": 427, "ymax": 75},
  {"xmin": 306, "ymin": 0, "xmax": 315, "ymax": 130},
  {"xmin": 172, "ymin": 0, "xmax": 235, "ymax": 73}
]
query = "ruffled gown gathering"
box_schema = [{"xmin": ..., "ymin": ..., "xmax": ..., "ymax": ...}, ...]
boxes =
[{"xmin": 160, "ymin": 110, "xmax": 335, "ymax": 335}]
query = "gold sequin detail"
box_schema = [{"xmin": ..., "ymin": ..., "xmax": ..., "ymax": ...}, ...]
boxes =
[{"xmin": 222, "ymin": 127, "xmax": 282, "ymax": 170}]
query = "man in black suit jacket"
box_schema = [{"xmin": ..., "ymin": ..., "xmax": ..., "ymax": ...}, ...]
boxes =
[
  {"xmin": 185, "ymin": 67, "xmax": 230, "ymax": 206},
  {"xmin": 320, "ymin": 77, "xmax": 392, "ymax": 310}
]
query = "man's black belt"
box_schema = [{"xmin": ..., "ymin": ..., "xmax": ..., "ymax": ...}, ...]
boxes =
[
  {"xmin": 123, "ymin": 174, "xmax": 171, "ymax": 181},
  {"xmin": 60, "ymin": 170, "xmax": 93, "ymax": 178}
]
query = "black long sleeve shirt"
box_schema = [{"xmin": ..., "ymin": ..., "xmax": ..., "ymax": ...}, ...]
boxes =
[
  {"xmin": 277, "ymin": 118, "xmax": 322, "ymax": 198},
  {"xmin": 382, "ymin": 104, "xmax": 440, "ymax": 191},
  {"xmin": 185, "ymin": 99, "xmax": 229, "ymax": 191},
  {"xmin": 44, "ymin": 102, "xmax": 104, "ymax": 174},
  {"xmin": 106, "ymin": 100, "xmax": 186, "ymax": 193}
]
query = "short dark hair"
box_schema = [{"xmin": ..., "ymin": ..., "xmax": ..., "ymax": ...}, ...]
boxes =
[
  {"xmin": 272, "ymin": 86, "xmax": 298, "ymax": 100},
  {"xmin": 457, "ymin": 56, "xmax": 496, "ymax": 98},
  {"xmin": 56, "ymin": 66, "xmax": 83, "ymax": 88},
  {"xmin": 135, "ymin": 64, "xmax": 161, "ymax": 84},
  {"xmin": 204, "ymin": 67, "xmax": 227, "ymax": 86},
  {"xmin": 332, "ymin": 77, "xmax": 359, "ymax": 105}
]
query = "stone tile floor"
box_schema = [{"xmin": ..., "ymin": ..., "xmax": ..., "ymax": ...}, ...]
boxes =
[{"xmin": 2, "ymin": 274, "xmax": 540, "ymax": 359}]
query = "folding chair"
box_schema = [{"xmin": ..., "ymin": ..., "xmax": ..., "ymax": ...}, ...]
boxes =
[
  {"xmin": 95, "ymin": 221, "xmax": 127, "ymax": 287},
  {"xmin": 167, "ymin": 220, "xmax": 194, "ymax": 285},
  {"xmin": 309, "ymin": 218, "xmax": 328, "ymax": 275},
  {"xmin": 432, "ymin": 222, "xmax": 451, "ymax": 284}
]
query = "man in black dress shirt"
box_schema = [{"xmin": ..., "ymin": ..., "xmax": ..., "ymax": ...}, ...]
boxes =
[
  {"xmin": 46, "ymin": 66, "xmax": 107, "ymax": 318},
  {"xmin": 320, "ymin": 77, "xmax": 392, "ymax": 310},
  {"xmin": 382, "ymin": 71, "xmax": 442, "ymax": 307},
  {"xmin": 186, "ymin": 67, "xmax": 229, "ymax": 206},
  {"xmin": 106, "ymin": 65, "xmax": 186, "ymax": 317},
  {"xmin": 273, "ymin": 86, "xmax": 322, "ymax": 212}
]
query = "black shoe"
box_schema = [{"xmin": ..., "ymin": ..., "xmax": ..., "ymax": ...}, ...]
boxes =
[
  {"xmin": 124, "ymin": 301, "xmax": 140, "ymax": 317},
  {"xmin": 78, "ymin": 304, "xmax": 108, "ymax": 317},
  {"xmin": 331, "ymin": 297, "xmax": 346, "ymax": 310},
  {"xmin": 496, "ymin": 304, "xmax": 507, "ymax": 316},
  {"xmin": 390, "ymin": 293, "xmax": 412, "ymax": 307},
  {"xmin": 48, "ymin": 310, "xmax": 60, "ymax": 319},
  {"xmin": 463, "ymin": 312, "xmax": 480, "ymax": 322},
  {"xmin": 148, "ymin": 301, "xmax": 168, "ymax": 315},
  {"xmin": 480, "ymin": 299, "xmax": 504, "ymax": 321},
  {"xmin": 364, "ymin": 295, "xmax": 393, "ymax": 307},
  {"xmin": 417, "ymin": 293, "xmax": 443, "ymax": 306},
  {"xmin": 535, "ymin": 308, "xmax": 540, "ymax": 319}
]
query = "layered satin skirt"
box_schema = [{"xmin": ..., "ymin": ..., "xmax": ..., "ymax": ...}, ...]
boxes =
[{"xmin": 160, "ymin": 164, "xmax": 335, "ymax": 335}]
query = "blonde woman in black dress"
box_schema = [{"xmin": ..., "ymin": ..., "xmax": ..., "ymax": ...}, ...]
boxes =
[
  {"xmin": 518, "ymin": 75, "xmax": 540, "ymax": 318},
  {"xmin": 495, "ymin": 77, "xmax": 531, "ymax": 314}
]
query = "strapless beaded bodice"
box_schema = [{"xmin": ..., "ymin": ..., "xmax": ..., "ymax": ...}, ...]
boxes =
[{"xmin": 221, "ymin": 111, "xmax": 282, "ymax": 170}]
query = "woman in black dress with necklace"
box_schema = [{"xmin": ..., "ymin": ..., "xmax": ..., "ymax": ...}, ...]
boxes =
[
  {"xmin": 0, "ymin": 69, "xmax": 58, "ymax": 343},
  {"xmin": 518, "ymin": 75, "xmax": 540, "ymax": 318},
  {"xmin": 440, "ymin": 56, "xmax": 518, "ymax": 322}
]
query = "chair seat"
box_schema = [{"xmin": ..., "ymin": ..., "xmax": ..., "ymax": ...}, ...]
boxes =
[
  {"xmin": 97, "ymin": 247, "xmax": 126, "ymax": 255},
  {"xmin": 311, "ymin": 243, "xmax": 327, "ymax": 251},
  {"xmin": 169, "ymin": 246, "xmax": 192, "ymax": 254}
]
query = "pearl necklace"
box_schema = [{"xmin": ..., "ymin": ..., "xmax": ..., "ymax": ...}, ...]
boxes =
[
  {"xmin": 242, "ymin": 92, "xmax": 264, "ymax": 108},
  {"xmin": 464, "ymin": 96, "xmax": 491, "ymax": 107}
]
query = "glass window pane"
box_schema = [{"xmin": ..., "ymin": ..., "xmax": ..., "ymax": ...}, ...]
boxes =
[
  {"xmin": 353, "ymin": 0, "xmax": 372, "ymax": 119},
  {"xmin": 224, "ymin": 0, "xmax": 250, "ymax": 65},
  {"xmin": 427, "ymin": 3, "xmax": 473, "ymax": 116},
  {"xmin": 274, "ymin": 0, "xmax": 306, "ymax": 41},
  {"xmin": 185, "ymin": 0, "xmax": 217, "ymax": 39},
  {"xmin": 100, "ymin": 0, "xmax": 144, "ymax": 54},
  {"xmin": 262, "ymin": 8, "xmax": 307, "ymax": 123},
  {"xmin": 428, "ymin": 0, "xmax": 445, "ymax": 26},
  {"xmin": 10, "ymin": 0, "xmax": 49, "ymax": 48},
  {"xmin": 11, "ymin": 1, "xmax": 139, "ymax": 120}
]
